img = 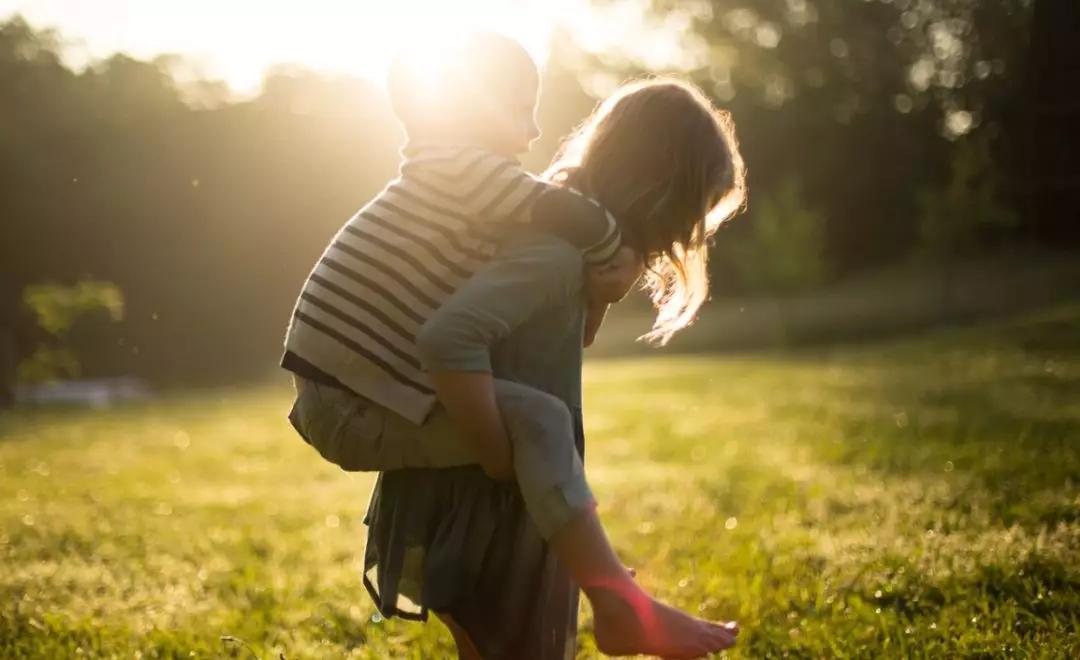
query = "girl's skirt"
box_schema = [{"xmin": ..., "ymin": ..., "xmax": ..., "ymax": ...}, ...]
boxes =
[{"xmin": 361, "ymin": 412, "xmax": 585, "ymax": 659}]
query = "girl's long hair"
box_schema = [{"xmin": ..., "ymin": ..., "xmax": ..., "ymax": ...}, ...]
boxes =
[{"xmin": 545, "ymin": 78, "xmax": 747, "ymax": 344}]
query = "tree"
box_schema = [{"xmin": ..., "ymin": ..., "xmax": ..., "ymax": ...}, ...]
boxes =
[
  {"xmin": 564, "ymin": 0, "xmax": 1040, "ymax": 274},
  {"xmin": 0, "ymin": 16, "xmax": 402, "ymax": 386},
  {"xmin": 1016, "ymin": 0, "xmax": 1080, "ymax": 241}
]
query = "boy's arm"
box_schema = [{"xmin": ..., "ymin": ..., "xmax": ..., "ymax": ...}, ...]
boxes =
[
  {"xmin": 582, "ymin": 246, "xmax": 645, "ymax": 347},
  {"xmin": 583, "ymin": 302, "xmax": 609, "ymax": 348},
  {"xmin": 465, "ymin": 165, "xmax": 620, "ymax": 266},
  {"xmin": 529, "ymin": 187, "xmax": 623, "ymax": 266}
]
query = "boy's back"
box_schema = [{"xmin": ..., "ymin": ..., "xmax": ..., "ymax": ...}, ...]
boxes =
[
  {"xmin": 282, "ymin": 144, "xmax": 619, "ymax": 424},
  {"xmin": 282, "ymin": 33, "xmax": 621, "ymax": 423}
]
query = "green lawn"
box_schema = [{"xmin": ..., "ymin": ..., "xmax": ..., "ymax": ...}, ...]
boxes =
[{"xmin": 2, "ymin": 305, "xmax": 1078, "ymax": 658}]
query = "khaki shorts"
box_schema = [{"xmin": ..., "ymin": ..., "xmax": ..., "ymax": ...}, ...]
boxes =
[
  {"xmin": 287, "ymin": 375, "xmax": 594, "ymax": 538},
  {"xmin": 288, "ymin": 375, "xmax": 475, "ymax": 471}
]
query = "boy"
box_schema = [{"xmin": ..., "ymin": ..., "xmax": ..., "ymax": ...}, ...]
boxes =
[{"xmin": 283, "ymin": 32, "xmax": 637, "ymax": 516}]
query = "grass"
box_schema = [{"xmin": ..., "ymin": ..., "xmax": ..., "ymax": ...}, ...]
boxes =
[{"xmin": 1, "ymin": 304, "xmax": 1078, "ymax": 658}]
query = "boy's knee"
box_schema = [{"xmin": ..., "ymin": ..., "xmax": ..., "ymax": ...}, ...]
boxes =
[
  {"xmin": 497, "ymin": 383, "xmax": 565, "ymax": 418},
  {"xmin": 530, "ymin": 393, "xmax": 572, "ymax": 435},
  {"xmin": 497, "ymin": 385, "xmax": 573, "ymax": 445}
]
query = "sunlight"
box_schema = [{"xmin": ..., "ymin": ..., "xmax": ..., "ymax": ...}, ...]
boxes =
[{"xmin": 2, "ymin": 0, "xmax": 581, "ymax": 95}]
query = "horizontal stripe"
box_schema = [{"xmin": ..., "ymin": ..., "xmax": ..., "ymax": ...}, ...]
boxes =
[
  {"xmin": 308, "ymin": 273, "xmax": 416, "ymax": 343},
  {"xmin": 320, "ymin": 254, "xmax": 430, "ymax": 322},
  {"xmin": 399, "ymin": 146, "xmax": 485, "ymax": 176},
  {"xmin": 325, "ymin": 240, "xmax": 439, "ymax": 311},
  {"xmin": 386, "ymin": 182, "xmax": 472, "ymax": 226},
  {"xmin": 309, "ymin": 265, "xmax": 421, "ymax": 336},
  {"xmin": 387, "ymin": 182, "xmax": 496, "ymax": 250},
  {"xmin": 403, "ymin": 172, "xmax": 545, "ymax": 248},
  {"xmin": 343, "ymin": 223, "xmax": 457, "ymax": 295},
  {"xmin": 479, "ymin": 171, "xmax": 537, "ymax": 218},
  {"xmin": 469, "ymin": 158, "xmax": 518, "ymax": 191},
  {"xmin": 293, "ymin": 311, "xmax": 433, "ymax": 395},
  {"xmin": 491, "ymin": 177, "xmax": 545, "ymax": 222},
  {"xmin": 285, "ymin": 145, "xmax": 622, "ymax": 424},
  {"xmin": 583, "ymin": 216, "xmax": 622, "ymax": 264},
  {"xmin": 299, "ymin": 292, "xmax": 421, "ymax": 370},
  {"xmin": 405, "ymin": 159, "xmax": 518, "ymax": 205},
  {"xmin": 373, "ymin": 197, "xmax": 489, "ymax": 261},
  {"xmin": 361, "ymin": 209, "xmax": 474, "ymax": 278},
  {"xmin": 429, "ymin": 150, "xmax": 495, "ymax": 180}
]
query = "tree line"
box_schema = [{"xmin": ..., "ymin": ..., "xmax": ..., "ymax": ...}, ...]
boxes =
[{"xmin": 0, "ymin": 1, "xmax": 1076, "ymax": 392}]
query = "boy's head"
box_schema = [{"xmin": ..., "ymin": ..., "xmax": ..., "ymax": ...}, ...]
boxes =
[{"xmin": 388, "ymin": 32, "xmax": 540, "ymax": 156}]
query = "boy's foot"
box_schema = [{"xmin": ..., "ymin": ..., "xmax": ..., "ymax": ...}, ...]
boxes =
[{"xmin": 588, "ymin": 580, "xmax": 739, "ymax": 659}]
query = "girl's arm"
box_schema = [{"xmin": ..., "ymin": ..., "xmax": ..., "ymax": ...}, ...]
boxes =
[
  {"xmin": 415, "ymin": 234, "xmax": 583, "ymax": 480},
  {"xmin": 427, "ymin": 371, "xmax": 514, "ymax": 480}
]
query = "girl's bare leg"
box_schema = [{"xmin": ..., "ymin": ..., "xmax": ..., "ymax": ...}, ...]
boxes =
[
  {"xmin": 550, "ymin": 505, "xmax": 740, "ymax": 659},
  {"xmin": 436, "ymin": 612, "xmax": 483, "ymax": 660}
]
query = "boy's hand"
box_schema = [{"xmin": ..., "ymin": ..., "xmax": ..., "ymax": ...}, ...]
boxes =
[
  {"xmin": 586, "ymin": 246, "xmax": 644, "ymax": 304},
  {"xmin": 583, "ymin": 301, "xmax": 608, "ymax": 348}
]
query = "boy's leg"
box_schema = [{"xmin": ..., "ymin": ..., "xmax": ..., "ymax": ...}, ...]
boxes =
[
  {"xmin": 291, "ymin": 375, "xmax": 593, "ymax": 538},
  {"xmin": 381, "ymin": 379, "xmax": 593, "ymax": 538},
  {"xmin": 289, "ymin": 375, "xmax": 474, "ymax": 471},
  {"xmin": 485, "ymin": 379, "xmax": 594, "ymax": 539},
  {"xmin": 293, "ymin": 377, "xmax": 739, "ymax": 655}
]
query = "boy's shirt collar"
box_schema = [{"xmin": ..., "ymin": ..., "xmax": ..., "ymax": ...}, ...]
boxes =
[
  {"xmin": 401, "ymin": 142, "xmax": 520, "ymax": 167},
  {"xmin": 398, "ymin": 143, "xmax": 525, "ymax": 183}
]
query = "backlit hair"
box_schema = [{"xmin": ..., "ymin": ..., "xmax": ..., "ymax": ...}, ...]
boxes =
[{"xmin": 545, "ymin": 78, "xmax": 747, "ymax": 344}]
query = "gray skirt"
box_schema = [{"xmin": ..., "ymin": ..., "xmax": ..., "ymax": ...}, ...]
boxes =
[{"xmin": 362, "ymin": 408, "xmax": 585, "ymax": 660}]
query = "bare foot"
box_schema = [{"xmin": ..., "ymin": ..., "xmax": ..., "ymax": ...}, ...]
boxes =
[{"xmin": 588, "ymin": 579, "xmax": 739, "ymax": 659}]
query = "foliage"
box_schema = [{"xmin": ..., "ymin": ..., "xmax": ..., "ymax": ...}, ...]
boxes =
[
  {"xmin": 613, "ymin": 0, "xmax": 1034, "ymax": 134},
  {"xmin": 1, "ymin": 304, "xmax": 1077, "ymax": 657},
  {"xmin": 17, "ymin": 281, "xmax": 124, "ymax": 383},
  {"xmin": 1, "ymin": 6, "xmax": 1075, "ymax": 386},
  {"xmin": 727, "ymin": 176, "xmax": 828, "ymax": 294},
  {"xmin": 22, "ymin": 282, "xmax": 124, "ymax": 336},
  {"xmin": 576, "ymin": 0, "xmax": 1062, "ymax": 275},
  {"xmin": 0, "ymin": 15, "xmax": 403, "ymax": 386},
  {"xmin": 917, "ymin": 133, "xmax": 1019, "ymax": 258}
]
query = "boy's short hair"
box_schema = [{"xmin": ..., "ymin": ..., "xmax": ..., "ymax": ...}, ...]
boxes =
[{"xmin": 387, "ymin": 31, "xmax": 538, "ymax": 137}]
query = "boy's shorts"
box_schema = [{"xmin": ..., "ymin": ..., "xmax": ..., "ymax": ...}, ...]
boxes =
[
  {"xmin": 287, "ymin": 374, "xmax": 594, "ymax": 537},
  {"xmin": 288, "ymin": 375, "xmax": 476, "ymax": 471}
]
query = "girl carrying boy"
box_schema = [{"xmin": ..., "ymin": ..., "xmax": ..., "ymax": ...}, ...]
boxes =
[{"xmin": 283, "ymin": 33, "xmax": 747, "ymax": 658}]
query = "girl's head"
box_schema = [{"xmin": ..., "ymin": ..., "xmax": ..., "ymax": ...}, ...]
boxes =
[{"xmin": 545, "ymin": 78, "xmax": 747, "ymax": 344}]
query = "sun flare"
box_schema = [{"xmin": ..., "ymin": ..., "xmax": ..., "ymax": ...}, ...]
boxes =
[{"xmin": 3, "ymin": 0, "xmax": 579, "ymax": 95}]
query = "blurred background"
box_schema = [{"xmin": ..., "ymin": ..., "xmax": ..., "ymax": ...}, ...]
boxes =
[
  {"xmin": 2, "ymin": 3, "xmax": 1079, "ymax": 657},
  {"xmin": 0, "ymin": 0, "xmax": 1077, "ymax": 401}
]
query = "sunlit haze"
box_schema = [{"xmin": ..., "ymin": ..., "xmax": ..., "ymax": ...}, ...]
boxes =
[{"xmin": 0, "ymin": 0, "xmax": 687, "ymax": 97}]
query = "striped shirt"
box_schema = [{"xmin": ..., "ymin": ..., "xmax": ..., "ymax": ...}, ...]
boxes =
[{"xmin": 281, "ymin": 143, "xmax": 621, "ymax": 424}]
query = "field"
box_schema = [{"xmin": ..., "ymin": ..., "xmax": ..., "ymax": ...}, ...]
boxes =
[{"xmin": 2, "ymin": 305, "xmax": 1078, "ymax": 658}]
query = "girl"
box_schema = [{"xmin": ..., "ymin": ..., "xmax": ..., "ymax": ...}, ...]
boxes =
[{"xmin": 363, "ymin": 77, "xmax": 748, "ymax": 659}]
